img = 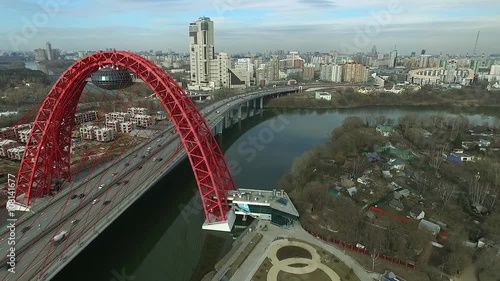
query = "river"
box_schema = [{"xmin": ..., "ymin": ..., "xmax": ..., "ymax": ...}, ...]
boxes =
[{"xmin": 53, "ymin": 106, "xmax": 499, "ymax": 281}]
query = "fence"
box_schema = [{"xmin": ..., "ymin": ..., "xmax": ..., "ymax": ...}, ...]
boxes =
[{"xmin": 303, "ymin": 227, "xmax": 416, "ymax": 269}]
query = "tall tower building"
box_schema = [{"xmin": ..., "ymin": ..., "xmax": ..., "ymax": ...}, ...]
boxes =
[
  {"xmin": 46, "ymin": 42, "xmax": 53, "ymax": 61},
  {"xmin": 388, "ymin": 50, "xmax": 397, "ymax": 68},
  {"xmin": 189, "ymin": 17, "xmax": 215, "ymax": 88}
]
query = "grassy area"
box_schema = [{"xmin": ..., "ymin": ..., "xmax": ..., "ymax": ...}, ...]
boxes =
[
  {"xmin": 252, "ymin": 238, "xmax": 361, "ymax": 281},
  {"xmin": 225, "ymin": 233, "xmax": 263, "ymax": 279}
]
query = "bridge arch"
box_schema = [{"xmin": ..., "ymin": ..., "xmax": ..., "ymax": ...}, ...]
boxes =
[{"xmin": 14, "ymin": 50, "xmax": 234, "ymax": 224}]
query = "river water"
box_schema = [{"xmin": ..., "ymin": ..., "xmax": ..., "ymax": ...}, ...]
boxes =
[{"xmin": 53, "ymin": 106, "xmax": 499, "ymax": 281}]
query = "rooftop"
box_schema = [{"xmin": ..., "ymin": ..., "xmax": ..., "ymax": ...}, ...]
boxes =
[{"xmin": 226, "ymin": 188, "xmax": 299, "ymax": 217}]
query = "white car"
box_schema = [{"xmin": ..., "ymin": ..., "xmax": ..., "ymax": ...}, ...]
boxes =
[
  {"xmin": 92, "ymin": 199, "xmax": 100, "ymax": 205},
  {"xmin": 99, "ymin": 184, "xmax": 105, "ymax": 189}
]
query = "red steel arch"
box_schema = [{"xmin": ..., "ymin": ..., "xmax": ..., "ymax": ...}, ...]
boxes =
[{"xmin": 14, "ymin": 50, "xmax": 235, "ymax": 223}]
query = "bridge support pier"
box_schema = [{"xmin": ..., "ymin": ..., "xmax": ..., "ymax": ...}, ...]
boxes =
[
  {"xmin": 259, "ymin": 97, "xmax": 263, "ymax": 109},
  {"xmin": 238, "ymin": 106, "xmax": 242, "ymax": 120},
  {"xmin": 202, "ymin": 207, "xmax": 236, "ymax": 232},
  {"xmin": 252, "ymin": 99, "xmax": 256, "ymax": 108}
]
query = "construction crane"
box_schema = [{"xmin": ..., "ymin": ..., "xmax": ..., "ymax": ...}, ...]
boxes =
[{"xmin": 472, "ymin": 31, "xmax": 480, "ymax": 56}]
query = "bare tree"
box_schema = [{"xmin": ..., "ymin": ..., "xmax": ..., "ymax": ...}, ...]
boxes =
[
  {"xmin": 429, "ymin": 143, "xmax": 448, "ymax": 169},
  {"xmin": 343, "ymin": 156, "xmax": 368, "ymax": 175},
  {"xmin": 468, "ymin": 174, "xmax": 490, "ymax": 205},
  {"xmin": 486, "ymin": 163, "xmax": 500, "ymax": 210},
  {"xmin": 364, "ymin": 224, "xmax": 386, "ymax": 271},
  {"xmin": 437, "ymin": 181, "xmax": 456, "ymax": 210}
]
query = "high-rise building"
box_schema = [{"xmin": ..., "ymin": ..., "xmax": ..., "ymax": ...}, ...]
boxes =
[
  {"xmin": 188, "ymin": 17, "xmax": 214, "ymax": 89},
  {"xmin": 34, "ymin": 48, "xmax": 47, "ymax": 61},
  {"xmin": 46, "ymin": 42, "xmax": 53, "ymax": 61},
  {"xmin": 444, "ymin": 59, "xmax": 457, "ymax": 83},
  {"xmin": 388, "ymin": 50, "xmax": 397, "ymax": 68},
  {"xmin": 419, "ymin": 55, "xmax": 431, "ymax": 68},
  {"xmin": 342, "ymin": 62, "xmax": 368, "ymax": 83},
  {"xmin": 320, "ymin": 64, "xmax": 342, "ymax": 82},
  {"xmin": 208, "ymin": 52, "xmax": 231, "ymax": 88}
]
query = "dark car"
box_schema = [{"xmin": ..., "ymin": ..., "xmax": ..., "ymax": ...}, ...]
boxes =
[
  {"xmin": 70, "ymin": 194, "xmax": 78, "ymax": 200},
  {"xmin": 158, "ymin": 144, "xmax": 161, "ymax": 147},
  {"xmin": 21, "ymin": 226, "xmax": 31, "ymax": 234},
  {"xmin": 124, "ymin": 180, "xmax": 129, "ymax": 184},
  {"xmin": 79, "ymin": 194, "xmax": 85, "ymax": 199},
  {"xmin": 124, "ymin": 163, "xmax": 129, "ymax": 167},
  {"xmin": 141, "ymin": 156, "xmax": 146, "ymax": 159},
  {"xmin": 138, "ymin": 166, "xmax": 142, "ymax": 170},
  {"xmin": 103, "ymin": 201, "xmax": 111, "ymax": 206},
  {"xmin": 158, "ymin": 158, "xmax": 163, "ymax": 161}
]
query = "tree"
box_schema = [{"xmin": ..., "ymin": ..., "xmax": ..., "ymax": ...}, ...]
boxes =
[
  {"xmin": 363, "ymin": 224, "xmax": 387, "ymax": 271},
  {"xmin": 468, "ymin": 174, "xmax": 490, "ymax": 205},
  {"xmin": 302, "ymin": 181, "xmax": 329, "ymax": 209},
  {"xmin": 342, "ymin": 116, "xmax": 364, "ymax": 131},
  {"xmin": 437, "ymin": 181, "xmax": 456, "ymax": 211},
  {"xmin": 428, "ymin": 144, "xmax": 448, "ymax": 169},
  {"xmin": 477, "ymin": 248, "xmax": 500, "ymax": 281}
]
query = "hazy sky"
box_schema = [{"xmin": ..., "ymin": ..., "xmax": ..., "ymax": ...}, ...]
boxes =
[{"xmin": 1, "ymin": 0, "xmax": 499, "ymax": 55}]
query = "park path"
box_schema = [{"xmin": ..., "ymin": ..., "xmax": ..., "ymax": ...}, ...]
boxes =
[{"xmin": 224, "ymin": 221, "xmax": 376, "ymax": 281}]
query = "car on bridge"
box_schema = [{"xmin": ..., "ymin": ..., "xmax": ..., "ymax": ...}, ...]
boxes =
[
  {"xmin": 70, "ymin": 194, "xmax": 78, "ymax": 200},
  {"xmin": 78, "ymin": 194, "xmax": 85, "ymax": 199},
  {"xmin": 92, "ymin": 199, "xmax": 100, "ymax": 205},
  {"xmin": 71, "ymin": 219, "xmax": 79, "ymax": 225},
  {"xmin": 21, "ymin": 226, "xmax": 31, "ymax": 234},
  {"xmin": 99, "ymin": 184, "xmax": 105, "ymax": 190},
  {"xmin": 124, "ymin": 180, "xmax": 129, "ymax": 184},
  {"xmin": 103, "ymin": 201, "xmax": 111, "ymax": 206}
]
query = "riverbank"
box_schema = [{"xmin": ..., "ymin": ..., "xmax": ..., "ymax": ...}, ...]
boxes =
[{"xmin": 266, "ymin": 88, "xmax": 500, "ymax": 110}]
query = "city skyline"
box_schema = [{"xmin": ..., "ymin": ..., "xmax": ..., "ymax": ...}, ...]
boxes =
[{"xmin": 1, "ymin": 0, "xmax": 500, "ymax": 54}]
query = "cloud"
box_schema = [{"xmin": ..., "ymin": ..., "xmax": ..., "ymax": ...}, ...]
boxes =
[
  {"xmin": 0, "ymin": 0, "xmax": 499, "ymax": 54},
  {"xmin": 297, "ymin": 0, "xmax": 337, "ymax": 8}
]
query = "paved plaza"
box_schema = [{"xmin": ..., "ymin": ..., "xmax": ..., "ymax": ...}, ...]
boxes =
[{"xmin": 265, "ymin": 239, "xmax": 341, "ymax": 281}]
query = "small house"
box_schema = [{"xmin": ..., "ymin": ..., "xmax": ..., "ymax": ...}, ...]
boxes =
[
  {"xmin": 469, "ymin": 126, "xmax": 494, "ymax": 136},
  {"xmin": 478, "ymin": 139, "xmax": 491, "ymax": 147},
  {"xmin": 447, "ymin": 153, "xmax": 474, "ymax": 163},
  {"xmin": 418, "ymin": 219, "xmax": 441, "ymax": 235},
  {"xmin": 341, "ymin": 178, "xmax": 355, "ymax": 188},
  {"xmin": 389, "ymin": 199, "xmax": 404, "ymax": 211},
  {"xmin": 364, "ymin": 152, "xmax": 381, "ymax": 162},
  {"xmin": 347, "ymin": 187, "xmax": 358, "ymax": 197},
  {"xmin": 394, "ymin": 189, "xmax": 410, "ymax": 200},
  {"xmin": 471, "ymin": 203, "xmax": 489, "ymax": 215},
  {"xmin": 328, "ymin": 186, "xmax": 341, "ymax": 196},
  {"xmin": 386, "ymin": 159, "xmax": 406, "ymax": 170},
  {"xmin": 382, "ymin": 170, "xmax": 392, "ymax": 179},
  {"xmin": 409, "ymin": 207, "xmax": 425, "ymax": 220},
  {"xmin": 376, "ymin": 125, "xmax": 393, "ymax": 137}
]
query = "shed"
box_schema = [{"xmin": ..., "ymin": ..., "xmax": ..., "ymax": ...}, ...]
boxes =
[
  {"xmin": 389, "ymin": 199, "xmax": 404, "ymax": 211},
  {"xmin": 418, "ymin": 219, "xmax": 441, "ymax": 235},
  {"xmin": 409, "ymin": 207, "xmax": 425, "ymax": 220},
  {"xmin": 347, "ymin": 187, "xmax": 357, "ymax": 197}
]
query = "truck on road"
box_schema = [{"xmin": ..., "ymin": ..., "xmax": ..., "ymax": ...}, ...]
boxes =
[{"xmin": 52, "ymin": 231, "xmax": 68, "ymax": 243}]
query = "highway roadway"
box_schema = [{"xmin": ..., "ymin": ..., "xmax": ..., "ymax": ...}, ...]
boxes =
[{"xmin": 0, "ymin": 86, "xmax": 300, "ymax": 280}]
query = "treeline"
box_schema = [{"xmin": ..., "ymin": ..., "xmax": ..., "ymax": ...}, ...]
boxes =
[
  {"xmin": 267, "ymin": 85, "xmax": 500, "ymax": 109},
  {"xmin": 0, "ymin": 68, "xmax": 51, "ymax": 89}
]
